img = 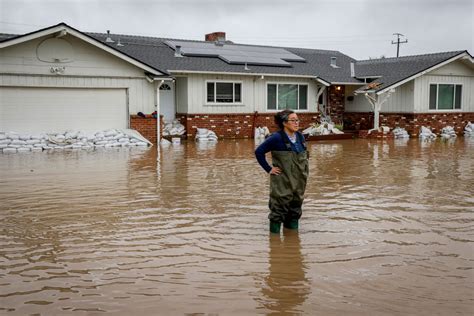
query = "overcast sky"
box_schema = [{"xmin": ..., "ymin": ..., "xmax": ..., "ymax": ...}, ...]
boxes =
[{"xmin": 1, "ymin": 0, "xmax": 472, "ymax": 60}]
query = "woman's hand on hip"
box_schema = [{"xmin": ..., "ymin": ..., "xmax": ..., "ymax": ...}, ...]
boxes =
[{"xmin": 269, "ymin": 167, "xmax": 282, "ymax": 175}]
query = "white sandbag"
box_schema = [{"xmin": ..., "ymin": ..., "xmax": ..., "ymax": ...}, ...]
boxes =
[
  {"xmin": 104, "ymin": 129, "xmax": 117, "ymax": 137},
  {"xmin": 0, "ymin": 134, "xmax": 6, "ymax": 140},
  {"xmin": 196, "ymin": 128, "xmax": 209, "ymax": 135},
  {"xmin": 17, "ymin": 147, "xmax": 31, "ymax": 152},
  {"xmin": 0, "ymin": 140, "xmax": 10, "ymax": 145},
  {"xmin": 332, "ymin": 127, "xmax": 344, "ymax": 134},
  {"xmin": 19, "ymin": 134, "xmax": 31, "ymax": 141},
  {"xmin": 136, "ymin": 142, "xmax": 148, "ymax": 146},
  {"xmin": 26, "ymin": 139, "xmax": 40, "ymax": 145},
  {"xmin": 65, "ymin": 131, "xmax": 79, "ymax": 139},
  {"xmin": 11, "ymin": 140, "xmax": 27, "ymax": 145},
  {"xmin": 6, "ymin": 133, "xmax": 19, "ymax": 140},
  {"xmin": 31, "ymin": 147, "xmax": 43, "ymax": 152},
  {"xmin": 0, "ymin": 144, "xmax": 8, "ymax": 149},
  {"xmin": 118, "ymin": 138, "xmax": 129, "ymax": 143},
  {"xmin": 393, "ymin": 127, "xmax": 410, "ymax": 138},
  {"xmin": 161, "ymin": 138, "xmax": 172, "ymax": 146},
  {"xmin": 3, "ymin": 148, "xmax": 17, "ymax": 153}
]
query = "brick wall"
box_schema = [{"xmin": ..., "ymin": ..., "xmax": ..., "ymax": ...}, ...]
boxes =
[
  {"xmin": 327, "ymin": 85, "xmax": 345, "ymax": 124},
  {"xmin": 129, "ymin": 115, "xmax": 164, "ymax": 144},
  {"xmin": 176, "ymin": 112, "xmax": 321, "ymax": 139},
  {"xmin": 343, "ymin": 112, "xmax": 474, "ymax": 136}
]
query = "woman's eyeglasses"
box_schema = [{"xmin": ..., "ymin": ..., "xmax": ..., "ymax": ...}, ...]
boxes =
[{"xmin": 287, "ymin": 119, "xmax": 300, "ymax": 123}]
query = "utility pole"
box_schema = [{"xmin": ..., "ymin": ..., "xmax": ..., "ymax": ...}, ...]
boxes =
[{"xmin": 392, "ymin": 33, "xmax": 408, "ymax": 57}]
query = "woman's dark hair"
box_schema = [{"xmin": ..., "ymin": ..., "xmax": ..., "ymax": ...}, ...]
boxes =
[{"xmin": 274, "ymin": 109, "xmax": 295, "ymax": 129}]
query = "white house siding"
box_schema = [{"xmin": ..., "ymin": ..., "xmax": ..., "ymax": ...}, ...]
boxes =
[
  {"xmin": 0, "ymin": 34, "xmax": 157, "ymax": 127},
  {"xmin": 346, "ymin": 82, "xmax": 415, "ymax": 113},
  {"xmin": 175, "ymin": 77, "xmax": 188, "ymax": 113},
  {"xmin": 414, "ymin": 62, "xmax": 474, "ymax": 113},
  {"xmin": 180, "ymin": 73, "xmax": 319, "ymax": 114},
  {"xmin": 184, "ymin": 73, "xmax": 253, "ymax": 114}
]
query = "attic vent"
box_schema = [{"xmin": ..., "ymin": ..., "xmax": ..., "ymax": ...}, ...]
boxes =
[
  {"xmin": 174, "ymin": 45, "xmax": 183, "ymax": 57},
  {"xmin": 330, "ymin": 56, "xmax": 339, "ymax": 68},
  {"xmin": 105, "ymin": 30, "xmax": 114, "ymax": 43}
]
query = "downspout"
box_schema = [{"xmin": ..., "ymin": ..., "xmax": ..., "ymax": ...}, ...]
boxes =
[{"xmin": 156, "ymin": 80, "xmax": 164, "ymax": 144}]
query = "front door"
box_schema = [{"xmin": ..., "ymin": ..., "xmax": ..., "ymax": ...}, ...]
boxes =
[{"xmin": 159, "ymin": 83, "xmax": 175, "ymax": 122}]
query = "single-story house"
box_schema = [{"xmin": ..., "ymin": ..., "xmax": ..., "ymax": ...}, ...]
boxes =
[{"xmin": 1, "ymin": 22, "xmax": 473, "ymax": 142}]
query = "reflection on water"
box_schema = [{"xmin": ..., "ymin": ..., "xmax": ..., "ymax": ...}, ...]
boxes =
[
  {"xmin": 0, "ymin": 138, "xmax": 473, "ymax": 315},
  {"xmin": 260, "ymin": 231, "xmax": 309, "ymax": 315}
]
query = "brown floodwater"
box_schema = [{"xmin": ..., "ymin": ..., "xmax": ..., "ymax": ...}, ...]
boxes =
[{"xmin": 0, "ymin": 138, "xmax": 473, "ymax": 315}]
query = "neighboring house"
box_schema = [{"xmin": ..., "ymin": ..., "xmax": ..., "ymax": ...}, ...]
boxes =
[
  {"xmin": 1, "ymin": 22, "xmax": 473, "ymax": 142},
  {"xmin": 346, "ymin": 51, "xmax": 474, "ymax": 135}
]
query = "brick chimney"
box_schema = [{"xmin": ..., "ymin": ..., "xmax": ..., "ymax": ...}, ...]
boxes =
[{"xmin": 205, "ymin": 32, "xmax": 226, "ymax": 42}]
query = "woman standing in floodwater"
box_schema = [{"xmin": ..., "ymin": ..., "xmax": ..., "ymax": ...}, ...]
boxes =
[{"xmin": 255, "ymin": 110, "xmax": 309, "ymax": 233}]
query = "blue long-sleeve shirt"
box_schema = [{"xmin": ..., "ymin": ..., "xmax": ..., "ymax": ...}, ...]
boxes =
[{"xmin": 255, "ymin": 131, "xmax": 306, "ymax": 173}]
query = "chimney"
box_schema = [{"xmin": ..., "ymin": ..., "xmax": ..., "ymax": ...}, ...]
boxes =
[
  {"xmin": 330, "ymin": 56, "xmax": 338, "ymax": 68},
  {"xmin": 205, "ymin": 32, "xmax": 226, "ymax": 45},
  {"xmin": 105, "ymin": 30, "xmax": 114, "ymax": 43},
  {"xmin": 350, "ymin": 62, "xmax": 355, "ymax": 77}
]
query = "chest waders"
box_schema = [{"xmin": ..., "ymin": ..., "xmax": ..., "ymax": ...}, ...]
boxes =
[{"xmin": 269, "ymin": 131, "xmax": 309, "ymax": 233}]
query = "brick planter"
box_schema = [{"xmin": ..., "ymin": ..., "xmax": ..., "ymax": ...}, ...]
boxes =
[
  {"xmin": 176, "ymin": 112, "xmax": 321, "ymax": 139},
  {"xmin": 344, "ymin": 112, "xmax": 474, "ymax": 137},
  {"xmin": 129, "ymin": 114, "xmax": 164, "ymax": 144}
]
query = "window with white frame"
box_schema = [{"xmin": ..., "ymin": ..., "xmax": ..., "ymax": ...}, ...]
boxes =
[
  {"xmin": 267, "ymin": 83, "xmax": 308, "ymax": 110},
  {"xmin": 429, "ymin": 84, "xmax": 462, "ymax": 110},
  {"xmin": 206, "ymin": 81, "xmax": 242, "ymax": 103}
]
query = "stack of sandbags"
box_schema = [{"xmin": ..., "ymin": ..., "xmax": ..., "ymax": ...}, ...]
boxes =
[
  {"xmin": 0, "ymin": 129, "xmax": 150, "ymax": 153},
  {"xmin": 419, "ymin": 126, "xmax": 437, "ymax": 140},
  {"xmin": 303, "ymin": 123, "xmax": 343, "ymax": 136},
  {"xmin": 195, "ymin": 128, "xmax": 218, "ymax": 142},
  {"xmin": 392, "ymin": 127, "xmax": 410, "ymax": 138},
  {"xmin": 464, "ymin": 122, "xmax": 474, "ymax": 136},
  {"xmin": 440, "ymin": 126, "xmax": 457, "ymax": 139},
  {"xmin": 163, "ymin": 120, "xmax": 186, "ymax": 136},
  {"xmin": 254, "ymin": 126, "xmax": 270, "ymax": 139},
  {"xmin": 0, "ymin": 132, "xmax": 49, "ymax": 153}
]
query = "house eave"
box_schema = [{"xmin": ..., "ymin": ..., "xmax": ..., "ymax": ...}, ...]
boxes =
[
  {"xmin": 169, "ymin": 69, "xmax": 331, "ymax": 85},
  {"xmin": 0, "ymin": 23, "xmax": 168, "ymax": 77},
  {"xmin": 375, "ymin": 51, "xmax": 472, "ymax": 95}
]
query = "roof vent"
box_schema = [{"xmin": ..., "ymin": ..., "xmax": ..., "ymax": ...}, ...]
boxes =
[
  {"xmin": 105, "ymin": 30, "xmax": 114, "ymax": 43},
  {"xmin": 330, "ymin": 56, "xmax": 339, "ymax": 68},
  {"xmin": 350, "ymin": 62, "xmax": 355, "ymax": 77},
  {"xmin": 174, "ymin": 45, "xmax": 183, "ymax": 57},
  {"xmin": 116, "ymin": 38, "xmax": 124, "ymax": 47}
]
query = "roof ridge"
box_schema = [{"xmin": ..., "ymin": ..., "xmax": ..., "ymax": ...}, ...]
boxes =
[
  {"xmin": 85, "ymin": 31, "xmax": 350, "ymax": 56},
  {"xmin": 356, "ymin": 50, "xmax": 465, "ymax": 63}
]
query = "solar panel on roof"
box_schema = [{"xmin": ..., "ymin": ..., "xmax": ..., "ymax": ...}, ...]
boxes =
[{"xmin": 165, "ymin": 40, "xmax": 305, "ymax": 67}]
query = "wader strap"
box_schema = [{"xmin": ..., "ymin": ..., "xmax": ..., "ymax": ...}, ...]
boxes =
[
  {"xmin": 278, "ymin": 130, "xmax": 307, "ymax": 151},
  {"xmin": 278, "ymin": 130, "xmax": 292, "ymax": 151}
]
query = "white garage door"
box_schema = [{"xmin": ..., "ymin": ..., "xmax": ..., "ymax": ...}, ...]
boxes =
[{"xmin": 0, "ymin": 87, "xmax": 128, "ymax": 133}]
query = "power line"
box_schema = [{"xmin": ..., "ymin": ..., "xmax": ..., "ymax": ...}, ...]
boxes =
[{"xmin": 391, "ymin": 33, "xmax": 408, "ymax": 57}]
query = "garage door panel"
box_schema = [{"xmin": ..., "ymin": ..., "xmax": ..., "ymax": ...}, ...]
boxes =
[{"xmin": 0, "ymin": 87, "xmax": 128, "ymax": 133}]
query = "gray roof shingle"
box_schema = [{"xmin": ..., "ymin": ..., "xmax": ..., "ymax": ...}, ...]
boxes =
[
  {"xmin": 87, "ymin": 31, "xmax": 361, "ymax": 84},
  {"xmin": 1, "ymin": 23, "xmax": 470, "ymax": 91},
  {"xmin": 354, "ymin": 51, "xmax": 467, "ymax": 92}
]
